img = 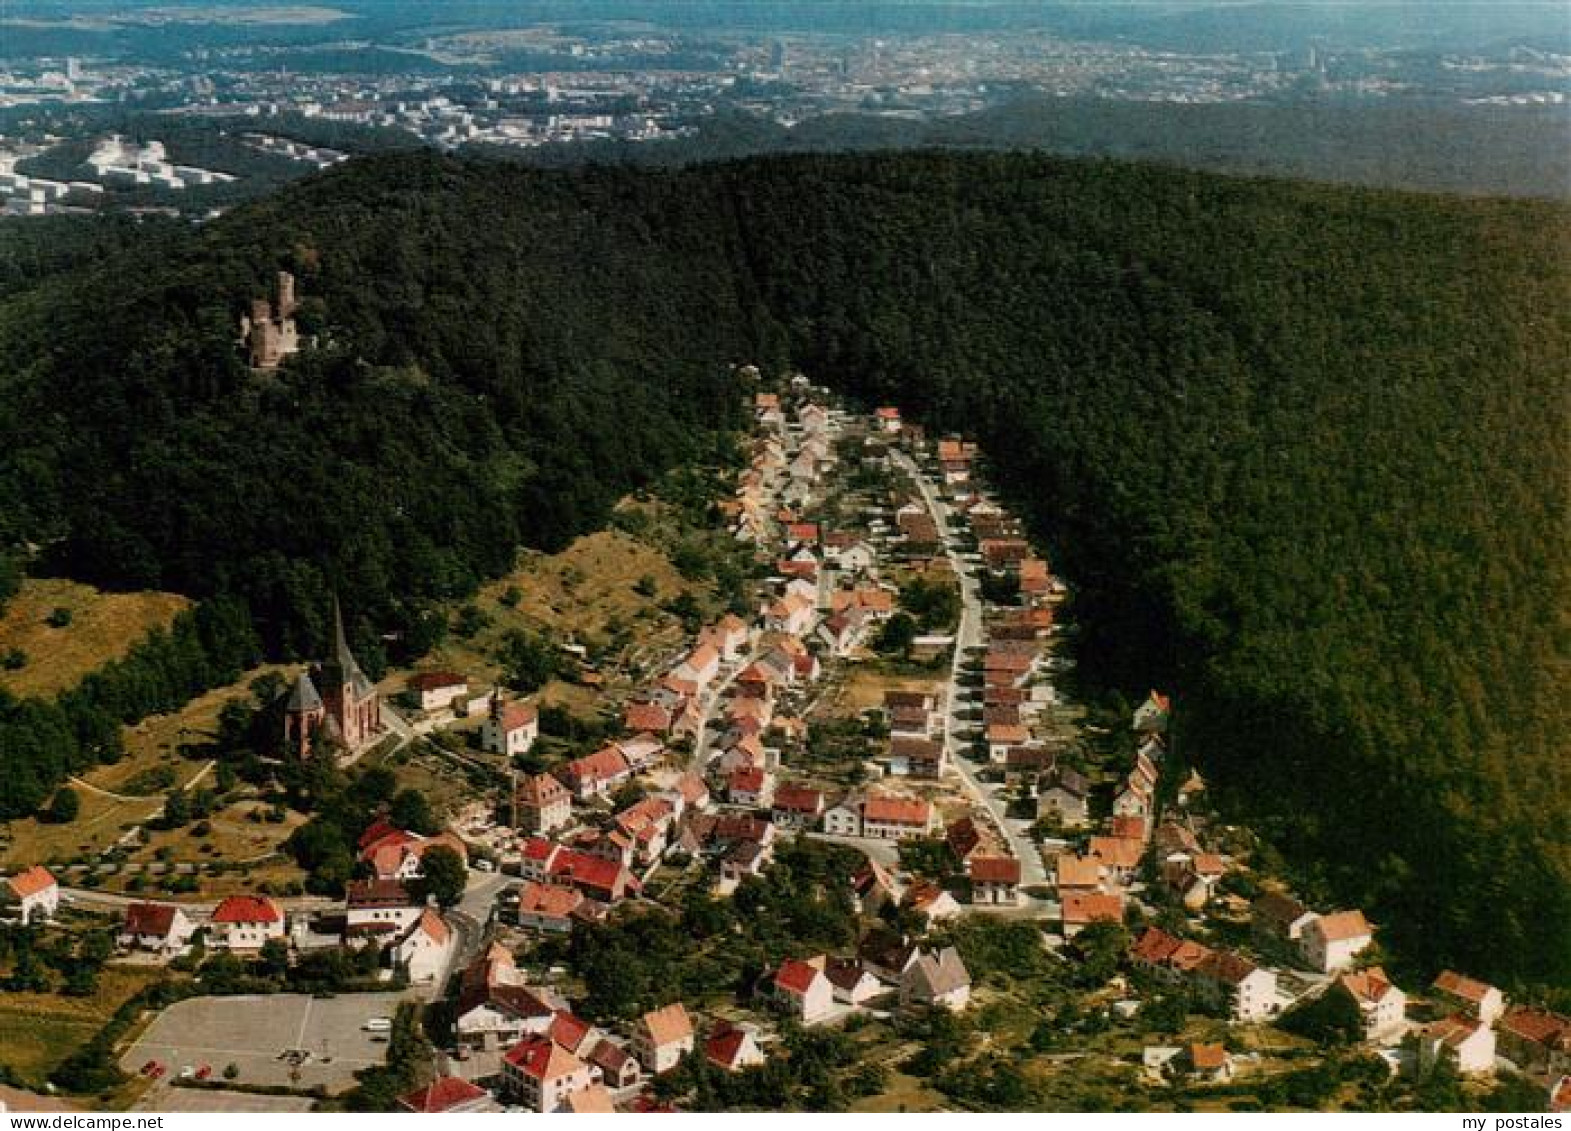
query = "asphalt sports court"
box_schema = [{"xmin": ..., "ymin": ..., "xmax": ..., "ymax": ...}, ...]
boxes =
[{"xmin": 120, "ymin": 991, "xmax": 406, "ymax": 1093}]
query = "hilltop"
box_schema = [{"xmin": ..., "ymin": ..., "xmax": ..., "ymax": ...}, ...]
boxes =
[{"xmin": 0, "ymin": 150, "xmax": 1565, "ymax": 986}]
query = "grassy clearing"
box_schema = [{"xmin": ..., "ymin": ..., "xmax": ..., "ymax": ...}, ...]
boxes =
[
  {"xmin": 0, "ymin": 578, "xmax": 190, "ymax": 700},
  {"xmin": 1, "ymin": 789, "xmax": 163, "ymax": 870},
  {"xmin": 395, "ymin": 527, "xmax": 709, "ymax": 725},
  {"xmin": 0, "ymin": 966, "xmax": 166, "ymax": 1085},
  {"xmin": 829, "ymin": 666, "xmax": 945, "ymax": 717},
  {"xmin": 95, "ymin": 664, "xmax": 297, "ymax": 795}
]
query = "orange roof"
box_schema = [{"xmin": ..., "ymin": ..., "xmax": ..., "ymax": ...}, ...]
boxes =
[
  {"xmin": 1338, "ymin": 967, "xmax": 1398, "ymax": 1005},
  {"xmin": 1056, "ymin": 854, "xmax": 1103, "ymax": 889},
  {"xmin": 1062, "ymin": 891, "xmax": 1124, "ymax": 926},
  {"xmin": 518, "ymin": 881, "xmax": 583, "ymax": 919},
  {"xmin": 863, "ymin": 794, "xmax": 931, "ymax": 826},
  {"xmin": 411, "ymin": 907, "xmax": 450, "ymax": 945},
  {"xmin": 638, "ymin": 1002, "xmax": 693, "ymax": 1047},
  {"xmin": 1190, "ymin": 1043, "xmax": 1229, "ymax": 1070},
  {"xmin": 5, "ymin": 865, "xmax": 56, "ymax": 899},
  {"xmin": 1313, "ymin": 909, "xmax": 1372, "ymax": 942},
  {"xmin": 501, "ymin": 702, "xmax": 538, "ymax": 732},
  {"xmin": 566, "ymin": 1084, "xmax": 615, "ymax": 1113},
  {"xmin": 1088, "ymin": 836, "xmax": 1144, "ymax": 870}
]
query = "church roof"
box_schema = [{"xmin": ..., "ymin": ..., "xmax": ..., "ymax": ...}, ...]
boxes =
[
  {"xmin": 285, "ymin": 671, "xmax": 323, "ymax": 712},
  {"xmin": 324, "ymin": 595, "xmax": 374, "ymax": 697}
]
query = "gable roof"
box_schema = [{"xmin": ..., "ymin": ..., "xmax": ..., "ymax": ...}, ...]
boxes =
[
  {"xmin": 909, "ymin": 947, "xmax": 970, "ymax": 995},
  {"xmin": 1062, "ymin": 892, "xmax": 1124, "ymax": 926},
  {"xmin": 968, "ymin": 855, "xmax": 1022, "ymax": 884},
  {"xmin": 1311, "ymin": 909, "xmax": 1372, "ymax": 942},
  {"xmin": 775, "ymin": 957, "xmax": 826, "ymax": 996},
  {"xmin": 4, "ymin": 866, "xmax": 57, "ymax": 899},
  {"xmin": 398, "ymin": 1076, "xmax": 487, "ymax": 1113},
  {"xmin": 863, "ymin": 793, "xmax": 930, "ymax": 826},
  {"xmin": 122, "ymin": 901, "xmax": 181, "ymax": 937},
  {"xmin": 1432, "ymin": 970, "xmax": 1498, "ymax": 1005},
  {"xmin": 210, "ymin": 894, "xmax": 281, "ymax": 924},
  {"xmin": 503, "ymin": 1035, "xmax": 586, "ymax": 1082},
  {"xmin": 638, "ymin": 1002, "xmax": 693, "ymax": 1047}
]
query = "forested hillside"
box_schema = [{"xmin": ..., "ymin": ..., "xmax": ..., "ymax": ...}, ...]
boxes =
[{"xmin": 0, "ymin": 151, "xmax": 1564, "ymax": 986}]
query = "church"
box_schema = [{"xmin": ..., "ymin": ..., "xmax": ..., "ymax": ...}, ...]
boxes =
[{"xmin": 283, "ymin": 599, "xmax": 383, "ymax": 759}]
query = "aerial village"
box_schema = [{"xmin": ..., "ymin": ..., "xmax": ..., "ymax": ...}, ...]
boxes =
[{"xmin": 0, "ymin": 371, "xmax": 1564, "ymax": 1114}]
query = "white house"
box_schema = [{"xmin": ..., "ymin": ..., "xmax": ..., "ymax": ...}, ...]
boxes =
[
  {"xmin": 344, "ymin": 878, "xmax": 424, "ymax": 939},
  {"xmin": 1419, "ymin": 1015, "xmax": 1497, "ymax": 1077},
  {"xmin": 774, "ymin": 958, "xmax": 836, "ymax": 1025},
  {"xmin": 395, "ymin": 908, "xmax": 454, "ymax": 984},
  {"xmin": 207, "ymin": 894, "xmax": 286, "ymax": 952},
  {"xmin": 1300, "ymin": 910, "xmax": 1374, "ymax": 973},
  {"xmin": 861, "ymin": 794, "xmax": 934, "ymax": 841},
  {"xmin": 1334, "ymin": 967, "xmax": 1408, "ymax": 1044},
  {"xmin": 825, "ymin": 958, "xmax": 884, "ymax": 1006},
  {"xmin": 408, "ymin": 671, "xmax": 469, "ymax": 713},
  {"xmin": 1, "ymin": 867, "xmax": 59, "ymax": 925},
  {"xmin": 482, "ymin": 694, "xmax": 539, "ymax": 757},
  {"xmin": 502, "ymin": 1036, "xmax": 597, "ymax": 1112},
  {"xmin": 631, "ymin": 1003, "xmax": 694, "ymax": 1076},
  {"xmin": 900, "ymin": 947, "xmax": 972, "ymax": 1011},
  {"xmin": 823, "ymin": 799, "xmax": 863, "ymax": 838},
  {"xmin": 119, "ymin": 902, "xmax": 196, "ymax": 956},
  {"xmin": 1432, "ymin": 971, "xmax": 1506, "ymax": 1026}
]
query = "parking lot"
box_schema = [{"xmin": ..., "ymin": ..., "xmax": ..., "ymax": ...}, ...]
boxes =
[{"xmin": 121, "ymin": 991, "xmax": 408, "ymax": 1095}]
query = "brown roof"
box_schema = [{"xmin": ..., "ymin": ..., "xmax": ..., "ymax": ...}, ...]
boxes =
[
  {"xmin": 122, "ymin": 901, "xmax": 181, "ymax": 937},
  {"xmin": 1190, "ymin": 1043, "xmax": 1229, "ymax": 1070},
  {"xmin": 968, "ymin": 856, "xmax": 1022, "ymax": 884},
  {"xmin": 1433, "ymin": 970, "xmax": 1498, "ymax": 1005}
]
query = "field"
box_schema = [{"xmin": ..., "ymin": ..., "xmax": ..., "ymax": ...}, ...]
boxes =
[
  {"xmin": 0, "ymin": 578, "xmax": 190, "ymax": 700},
  {"xmin": 0, "ymin": 788, "xmax": 165, "ymax": 870},
  {"xmin": 99, "ymin": 664, "xmax": 297, "ymax": 794},
  {"xmin": 826, "ymin": 666, "xmax": 945, "ymax": 718},
  {"xmin": 0, "ymin": 966, "xmax": 167, "ymax": 1085},
  {"xmin": 2, "ymin": 664, "xmax": 307, "ymax": 890}
]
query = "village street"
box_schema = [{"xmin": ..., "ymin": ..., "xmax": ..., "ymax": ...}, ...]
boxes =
[{"xmin": 892, "ymin": 449, "xmax": 1050, "ymax": 894}]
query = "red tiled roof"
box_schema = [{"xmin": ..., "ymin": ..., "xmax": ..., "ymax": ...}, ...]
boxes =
[
  {"xmin": 211, "ymin": 895, "xmax": 282, "ymax": 924},
  {"xmin": 548, "ymin": 1010, "xmax": 594, "ymax": 1053},
  {"xmin": 729, "ymin": 766, "xmax": 768, "ymax": 795},
  {"xmin": 1131, "ymin": 927, "xmax": 1184, "ymax": 965},
  {"xmin": 772, "ymin": 783, "xmax": 823, "ymax": 813},
  {"xmin": 1062, "ymin": 892, "xmax": 1124, "ymax": 926},
  {"xmin": 1433, "ymin": 970, "xmax": 1497, "ymax": 1005},
  {"xmin": 5, "ymin": 865, "xmax": 57, "ymax": 899},
  {"xmin": 503, "ymin": 1035, "xmax": 583, "ymax": 1081},
  {"xmin": 706, "ymin": 1026, "xmax": 753, "ymax": 1069},
  {"xmin": 398, "ymin": 1076, "xmax": 487, "ymax": 1113},
  {"xmin": 774, "ymin": 958, "xmax": 824, "ymax": 996}
]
